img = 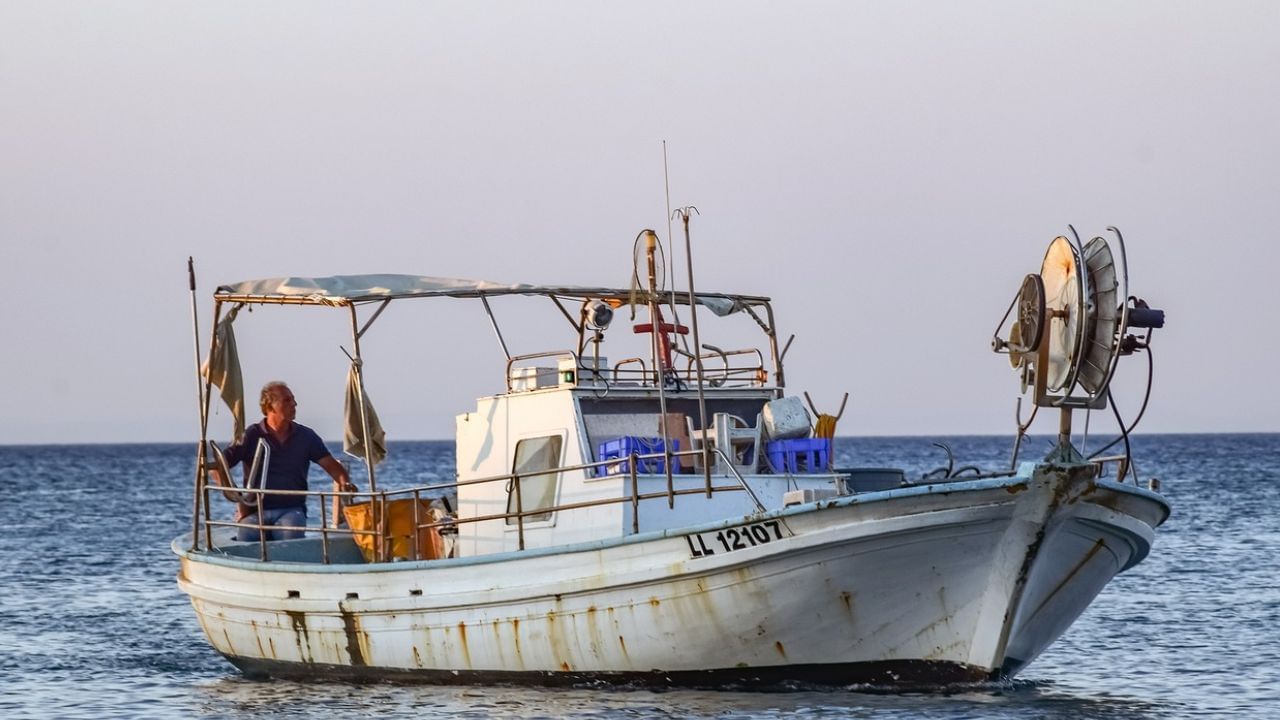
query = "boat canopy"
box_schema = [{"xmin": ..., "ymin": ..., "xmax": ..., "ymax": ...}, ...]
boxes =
[{"xmin": 214, "ymin": 274, "xmax": 767, "ymax": 317}]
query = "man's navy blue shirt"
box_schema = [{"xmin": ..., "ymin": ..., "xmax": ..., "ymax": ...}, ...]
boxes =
[{"xmin": 223, "ymin": 420, "xmax": 332, "ymax": 510}]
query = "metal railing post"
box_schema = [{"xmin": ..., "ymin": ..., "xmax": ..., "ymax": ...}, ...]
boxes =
[
  {"xmin": 412, "ymin": 488, "xmax": 422, "ymax": 561},
  {"xmin": 202, "ymin": 484, "xmax": 214, "ymax": 551},
  {"xmin": 319, "ymin": 487, "xmax": 330, "ymax": 565},
  {"xmin": 630, "ymin": 461, "xmax": 640, "ymax": 535},
  {"xmin": 715, "ymin": 448, "xmax": 766, "ymax": 513},
  {"xmin": 513, "ymin": 473, "xmax": 525, "ymax": 551},
  {"xmin": 256, "ymin": 488, "xmax": 266, "ymax": 562}
]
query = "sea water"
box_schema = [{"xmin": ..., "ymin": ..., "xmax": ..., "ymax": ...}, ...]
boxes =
[{"xmin": 1, "ymin": 434, "xmax": 1276, "ymax": 719}]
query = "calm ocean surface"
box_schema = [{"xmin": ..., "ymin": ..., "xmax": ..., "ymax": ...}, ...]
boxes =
[{"xmin": 1, "ymin": 434, "xmax": 1276, "ymax": 719}]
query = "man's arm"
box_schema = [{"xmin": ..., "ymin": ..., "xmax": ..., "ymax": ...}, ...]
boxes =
[
  {"xmin": 318, "ymin": 455, "xmax": 356, "ymax": 530},
  {"xmin": 318, "ymin": 455, "xmax": 357, "ymax": 493}
]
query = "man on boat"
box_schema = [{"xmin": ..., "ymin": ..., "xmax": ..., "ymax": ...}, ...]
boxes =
[{"xmin": 217, "ymin": 381, "xmax": 356, "ymax": 541}]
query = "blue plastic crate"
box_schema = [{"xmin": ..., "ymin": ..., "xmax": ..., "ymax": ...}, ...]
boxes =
[
  {"xmin": 765, "ymin": 437, "xmax": 832, "ymax": 474},
  {"xmin": 598, "ymin": 436, "xmax": 680, "ymax": 475}
]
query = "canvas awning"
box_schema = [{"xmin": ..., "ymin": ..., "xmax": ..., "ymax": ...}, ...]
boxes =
[{"xmin": 214, "ymin": 274, "xmax": 766, "ymax": 317}]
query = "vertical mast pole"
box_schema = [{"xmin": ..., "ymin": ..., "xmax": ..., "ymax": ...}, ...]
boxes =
[
  {"xmin": 643, "ymin": 230, "xmax": 676, "ymax": 504},
  {"xmin": 198, "ymin": 300, "xmax": 223, "ymax": 551},
  {"xmin": 188, "ymin": 258, "xmax": 205, "ymax": 549},
  {"xmin": 677, "ymin": 209, "xmax": 713, "ymax": 495}
]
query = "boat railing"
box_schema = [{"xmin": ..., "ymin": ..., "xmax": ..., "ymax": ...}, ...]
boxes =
[
  {"xmin": 196, "ymin": 446, "xmax": 776, "ymax": 565},
  {"xmin": 612, "ymin": 348, "xmax": 766, "ymax": 388},
  {"xmin": 505, "ymin": 349, "xmax": 576, "ymax": 392},
  {"xmin": 504, "ymin": 347, "xmax": 768, "ymax": 392},
  {"xmin": 611, "ymin": 357, "xmax": 647, "ymax": 384},
  {"xmin": 1090, "ymin": 453, "xmax": 1141, "ymax": 486},
  {"xmin": 682, "ymin": 347, "xmax": 767, "ymax": 387},
  {"xmin": 246, "ymin": 438, "xmax": 270, "ymax": 505}
]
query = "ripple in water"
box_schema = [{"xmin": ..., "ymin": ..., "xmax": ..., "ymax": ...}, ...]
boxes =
[{"xmin": 0, "ymin": 436, "xmax": 1276, "ymax": 718}]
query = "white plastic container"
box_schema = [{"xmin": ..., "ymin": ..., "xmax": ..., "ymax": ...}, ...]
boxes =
[{"xmin": 763, "ymin": 396, "xmax": 811, "ymax": 439}]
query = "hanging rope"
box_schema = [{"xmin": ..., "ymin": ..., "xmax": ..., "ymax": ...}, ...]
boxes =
[
  {"xmin": 804, "ymin": 392, "xmax": 849, "ymax": 439},
  {"xmin": 814, "ymin": 413, "xmax": 839, "ymax": 440}
]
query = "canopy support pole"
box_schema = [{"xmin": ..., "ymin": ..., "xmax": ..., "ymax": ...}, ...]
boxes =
[
  {"xmin": 356, "ymin": 299, "xmax": 391, "ymax": 340},
  {"xmin": 348, "ymin": 304, "xmax": 378, "ymax": 494},
  {"xmin": 549, "ymin": 295, "xmax": 582, "ymax": 334},
  {"xmin": 479, "ymin": 293, "xmax": 511, "ymax": 360}
]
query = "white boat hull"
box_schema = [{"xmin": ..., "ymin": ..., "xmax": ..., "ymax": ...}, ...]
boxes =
[{"xmin": 175, "ymin": 464, "xmax": 1167, "ymax": 687}]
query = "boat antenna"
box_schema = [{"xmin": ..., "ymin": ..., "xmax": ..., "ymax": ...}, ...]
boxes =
[
  {"xmin": 663, "ymin": 141, "xmax": 673, "ymax": 267},
  {"xmin": 661, "ymin": 141, "xmax": 693, "ymax": 358}
]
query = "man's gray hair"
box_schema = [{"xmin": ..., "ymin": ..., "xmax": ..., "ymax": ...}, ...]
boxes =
[{"xmin": 259, "ymin": 381, "xmax": 290, "ymax": 414}]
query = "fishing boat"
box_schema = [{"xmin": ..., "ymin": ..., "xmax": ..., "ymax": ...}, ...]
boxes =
[{"xmin": 174, "ymin": 220, "xmax": 1168, "ymax": 688}]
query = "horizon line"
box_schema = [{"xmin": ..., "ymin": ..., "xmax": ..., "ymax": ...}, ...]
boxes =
[{"xmin": 2, "ymin": 430, "xmax": 1275, "ymax": 449}]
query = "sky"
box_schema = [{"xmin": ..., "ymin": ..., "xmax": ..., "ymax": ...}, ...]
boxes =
[{"xmin": 2, "ymin": 1, "xmax": 1277, "ymax": 445}]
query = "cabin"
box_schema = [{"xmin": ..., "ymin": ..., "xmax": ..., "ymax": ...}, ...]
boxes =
[{"xmin": 454, "ymin": 351, "xmax": 842, "ymax": 556}]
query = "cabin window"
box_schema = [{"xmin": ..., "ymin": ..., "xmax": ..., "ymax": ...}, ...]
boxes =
[{"xmin": 506, "ymin": 435, "xmax": 563, "ymax": 524}]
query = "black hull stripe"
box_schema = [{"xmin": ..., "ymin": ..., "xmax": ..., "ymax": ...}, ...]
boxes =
[{"xmin": 226, "ymin": 655, "xmax": 999, "ymax": 690}]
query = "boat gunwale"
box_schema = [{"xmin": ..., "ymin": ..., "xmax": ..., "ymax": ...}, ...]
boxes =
[{"xmin": 175, "ymin": 469, "xmax": 1167, "ymax": 575}]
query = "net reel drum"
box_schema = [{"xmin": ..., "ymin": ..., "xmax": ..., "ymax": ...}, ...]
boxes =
[{"xmin": 992, "ymin": 226, "xmax": 1165, "ymax": 456}]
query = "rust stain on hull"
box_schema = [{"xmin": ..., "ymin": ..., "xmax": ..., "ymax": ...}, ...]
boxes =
[
  {"xmin": 338, "ymin": 607, "xmax": 367, "ymax": 667},
  {"xmin": 584, "ymin": 606, "xmax": 604, "ymax": 660},
  {"xmin": 457, "ymin": 622, "xmax": 472, "ymax": 668},
  {"xmin": 251, "ymin": 620, "xmax": 267, "ymax": 658},
  {"xmin": 774, "ymin": 641, "xmax": 787, "ymax": 658},
  {"xmin": 993, "ymin": 467, "xmax": 1093, "ymax": 664},
  {"xmin": 285, "ymin": 610, "xmax": 311, "ymax": 662},
  {"xmin": 504, "ymin": 614, "xmax": 514, "ymax": 661}
]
